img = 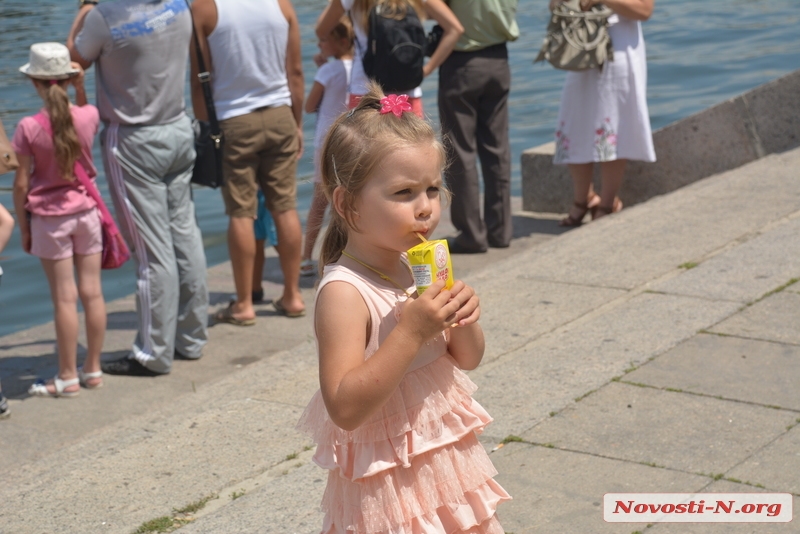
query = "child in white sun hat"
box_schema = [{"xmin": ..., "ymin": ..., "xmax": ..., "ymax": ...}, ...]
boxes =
[{"xmin": 12, "ymin": 42, "xmax": 107, "ymax": 398}]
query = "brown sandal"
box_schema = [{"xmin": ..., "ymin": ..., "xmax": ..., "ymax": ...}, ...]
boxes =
[{"xmin": 560, "ymin": 194, "xmax": 600, "ymax": 227}]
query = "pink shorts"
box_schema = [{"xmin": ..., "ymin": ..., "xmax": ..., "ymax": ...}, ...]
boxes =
[
  {"xmin": 30, "ymin": 208, "xmax": 103, "ymax": 260},
  {"xmin": 348, "ymin": 93, "xmax": 424, "ymax": 118}
]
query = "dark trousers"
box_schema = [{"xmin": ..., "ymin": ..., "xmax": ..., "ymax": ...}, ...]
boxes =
[{"xmin": 438, "ymin": 44, "xmax": 512, "ymax": 251}]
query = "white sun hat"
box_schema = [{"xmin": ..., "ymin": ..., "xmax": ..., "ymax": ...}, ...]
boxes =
[{"xmin": 19, "ymin": 42, "xmax": 80, "ymax": 80}]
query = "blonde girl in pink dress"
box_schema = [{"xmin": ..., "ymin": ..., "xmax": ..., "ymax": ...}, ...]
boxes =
[{"xmin": 297, "ymin": 82, "xmax": 510, "ymax": 533}]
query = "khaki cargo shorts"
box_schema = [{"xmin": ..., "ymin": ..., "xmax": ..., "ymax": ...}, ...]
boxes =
[{"xmin": 219, "ymin": 105, "xmax": 299, "ymax": 218}]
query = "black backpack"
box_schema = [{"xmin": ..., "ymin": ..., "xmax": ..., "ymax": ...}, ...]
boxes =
[{"xmin": 360, "ymin": 2, "xmax": 426, "ymax": 93}]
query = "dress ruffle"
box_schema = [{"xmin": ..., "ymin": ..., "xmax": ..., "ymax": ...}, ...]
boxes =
[
  {"xmin": 320, "ymin": 432, "xmax": 511, "ymax": 534},
  {"xmin": 297, "ymin": 354, "xmax": 492, "ymax": 481}
]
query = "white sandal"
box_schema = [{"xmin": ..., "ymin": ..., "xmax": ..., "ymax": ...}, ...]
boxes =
[
  {"xmin": 28, "ymin": 375, "xmax": 80, "ymax": 398},
  {"xmin": 78, "ymin": 367, "xmax": 104, "ymax": 389}
]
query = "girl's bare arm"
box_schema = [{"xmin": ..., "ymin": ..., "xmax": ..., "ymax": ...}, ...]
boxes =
[
  {"xmin": 317, "ymin": 279, "xmax": 461, "ymax": 430},
  {"xmin": 12, "ymin": 155, "xmax": 32, "ymax": 252},
  {"xmin": 305, "ymin": 82, "xmax": 325, "ymax": 114}
]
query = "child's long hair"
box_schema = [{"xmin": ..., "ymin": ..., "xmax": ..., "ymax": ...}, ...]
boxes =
[
  {"xmin": 319, "ymin": 82, "xmax": 447, "ymax": 268},
  {"xmin": 352, "ymin": 0, "xmax": 425, "ymax": 31},
  {"xmin": 34, "ymin": 79, "xmax": 81, "ymax": 181}
]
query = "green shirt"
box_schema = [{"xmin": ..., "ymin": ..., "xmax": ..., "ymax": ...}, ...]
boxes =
[{"xmin": 449, "ymin": 0, "xmax": 519, "ymax": 52}]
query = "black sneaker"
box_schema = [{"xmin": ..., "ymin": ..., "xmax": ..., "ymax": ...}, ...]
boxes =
[
  {"xmin": 0, "ymin": 394, "xmax": 10, "ymax": 419},
  {"xmin": 101, "ymin": 356, "xmax": 163, "ymax": 377}
]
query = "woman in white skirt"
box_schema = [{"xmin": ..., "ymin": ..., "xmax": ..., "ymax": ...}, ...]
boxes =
[{"xmin": 552, "ymin": 0, "xmax": 656, "ymax": 226}]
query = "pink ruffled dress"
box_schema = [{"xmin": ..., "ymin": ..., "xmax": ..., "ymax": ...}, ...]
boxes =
[{"xmin": 297, "ymin": 260, "xmax": 511, "ymax": 533}]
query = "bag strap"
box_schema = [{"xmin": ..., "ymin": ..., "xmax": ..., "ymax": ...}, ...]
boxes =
[
  {"xmin": 30, "ymin": 113, "xmax": 115, "ymax": 226},
  {"xmin": 183, "ymin": 0, "xmax": 222, "ymax": 149}
]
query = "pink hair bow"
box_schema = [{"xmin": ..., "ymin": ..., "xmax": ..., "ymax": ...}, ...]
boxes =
[{"xmin": 380, "ymin": 94, "xmax": 412, "ymax": 118}]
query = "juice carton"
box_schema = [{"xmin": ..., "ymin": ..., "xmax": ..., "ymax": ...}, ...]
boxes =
[{"xmin": 407, "ymin": 239, "xmax": 454, "ymax": 295}]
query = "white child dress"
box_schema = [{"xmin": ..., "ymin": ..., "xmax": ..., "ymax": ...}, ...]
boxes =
[
  {"xmin": 553, "ymin": 14, "xmax": 656, "ymax": 164},
  {"xmin": 297, "ymin": 258, "xmax": 511, "ymax": 533}
]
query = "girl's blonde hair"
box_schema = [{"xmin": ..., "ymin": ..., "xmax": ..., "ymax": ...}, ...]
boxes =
[
  {"xmin": 352, "ymin": 0, "xmax": 426, "ymax": 32},
  {"xmin": 319, "ymin": 82, "xmax": 447, "ymax": 269},
  {"xmin": 34, "ymin": 79, "xmax": 81, "ymax": 181}
]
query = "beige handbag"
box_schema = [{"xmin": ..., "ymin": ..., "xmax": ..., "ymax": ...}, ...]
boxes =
[
  {"xmin": 535, "ymin": 0, "xmax": 614, "ymax": 71},
  {"xmin": 0, "ymin": 118, "xmax": 19, "ymax": 175}
]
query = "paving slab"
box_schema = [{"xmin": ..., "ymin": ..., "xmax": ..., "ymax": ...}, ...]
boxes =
[
  {"xmin": 489, "ymin": 442, "xmax": 710, "ymax": 534},
  {"xmin": 728, "ymin": 423, "xmax": 800, "ymax": 495},
  {"xmin": 709, "ymin": 290, "xmax": 800, "ymax": 346},
  {"xmin": 652, "ymin": 216, "xmax": 800, "ymax": 303},
  {"xmin": 624, "ymin": 333, "xmax": 800, "ymax": 411},
  {"xmin": 524, "ymin": 382, "xmax": 797, "ymax": 475},
  {"xmin": 472, "ymin": 292, "xmax": 741, "ymax": 439},
  {"xmin": 476, "ymin": 280, "xmax": 626, "ymax": 363},
  {"xmin": 647, "ymin": 480, "xmax": 799, "ymax": 534}
]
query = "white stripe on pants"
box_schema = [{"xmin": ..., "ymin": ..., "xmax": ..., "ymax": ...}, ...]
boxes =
[{"xmin": 101, "ymin": 116, "xmax": 208, "ymax": 373}]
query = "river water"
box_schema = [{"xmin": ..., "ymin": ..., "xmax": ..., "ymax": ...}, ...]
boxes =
[{"xmin": 0, "ymin": 0, "xmax": 798, "ymax": 336}]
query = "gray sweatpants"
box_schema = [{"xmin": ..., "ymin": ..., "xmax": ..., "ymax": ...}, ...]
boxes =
[{"xmin": 101, "ymin": 115, "xmax": 208, "ymax": 373}]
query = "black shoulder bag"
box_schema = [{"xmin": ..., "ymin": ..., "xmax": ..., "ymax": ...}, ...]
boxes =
[{"xmin": 186, "ymin": 0, "xmax": 224, "ymax": 188}]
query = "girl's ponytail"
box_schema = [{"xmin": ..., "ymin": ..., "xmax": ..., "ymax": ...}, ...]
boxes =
[
  {"xmin": 319, "ymin": 214, "xmax": 349, "ymax": 271},
  {"xmin": 42, "ymin": 81, "xmax": 81, "ymax": 181}
]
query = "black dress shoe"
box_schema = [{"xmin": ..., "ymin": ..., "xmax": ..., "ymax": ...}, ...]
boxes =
[
  {"xmin": 446, "ymin": 238, "xmax": 487, "ymax": 254},
  {"xmin": 101, "ymin": 356, "xmax": 162, "ymax": 376},
  {"xmin": 488, "ymin": 240, "xmax": 510, "ymax": 249}
]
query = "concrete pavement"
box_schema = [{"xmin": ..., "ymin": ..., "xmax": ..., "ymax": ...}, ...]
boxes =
[{"xmin": 1, "ymin": 147, "xmax": 799, "ymax": 533}]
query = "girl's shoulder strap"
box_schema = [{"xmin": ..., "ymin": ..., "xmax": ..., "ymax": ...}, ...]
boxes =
[
  {"xmin": 30, "ymin": 112, "xmax": 52, "ymax": 135},
  {"xmin": 316, "ymin": 263, "xmax": 382, "ymax": 357}
]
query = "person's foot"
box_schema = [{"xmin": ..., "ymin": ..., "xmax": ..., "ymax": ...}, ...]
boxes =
[
  {"xmin": 101, "ymin": 356, "xmax": 162, "ymax": 377},
  {"xmin": 28, "ymin": 375, "xmax": 81, "ymax": 397},
  {"xmin": 214, "ymin": 302, "xmax": 256, "ymax": 326},
  {"xmin": 252, "ymin": 287, "xmax": 264, "ymax": 303},
  {"xmin": 273, "ymin": 295, "xmax": 305, "ymax": 317},
  {"xmin": 174, "ymin": 349, "xmax": 202, "ymax": 361},
  {"xmin": 592, "ymin": 197, "xmax": 623, "ymax": 220},
  {"xmin": 446, "ymin": 238, "xmax": 487, "ymax": 254},
  {"xmin": 300, "ymin": 259, "xmax": 316, "ymax": 277},
  {"xmin": 0, "ymin": 394, "xmax": 10, "ymax": 419}
]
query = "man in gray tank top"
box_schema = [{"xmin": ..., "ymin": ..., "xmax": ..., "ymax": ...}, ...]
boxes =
[{"xmin": 67, "ymin": 0, "xmax": 209, "ymax": 376}]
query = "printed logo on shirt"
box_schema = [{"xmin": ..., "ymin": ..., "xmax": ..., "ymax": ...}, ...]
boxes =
[{"xmin": 107, "ymin": 0, "xmax": 188, "ymax": 42}]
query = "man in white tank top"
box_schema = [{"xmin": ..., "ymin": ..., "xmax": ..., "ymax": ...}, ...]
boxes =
[{"xmin": 191, "ymin": 0, "xmax": 306, "ymax": 323}]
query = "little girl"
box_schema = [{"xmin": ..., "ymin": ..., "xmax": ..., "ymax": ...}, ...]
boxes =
[
  {"xmin": 12, "ymin": 42, "xmax": 106, "ymax": 397},
  {"xmin": 301, "ymin": 17, "xmax": 353, "ymax": 277},
  {"xmin": 297, "ymin": 84, "xmax": 510, "ymax": 533}
]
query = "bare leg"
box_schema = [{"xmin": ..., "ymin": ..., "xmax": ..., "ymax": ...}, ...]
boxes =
[
  {"xmin": 561, "ymin": 163, "xmax": 597, "ymax": 224},
  {"xmin": 302, "ymin": 183, "xmax": 328, "ymax": 261},
  {"xmin": 595, "ymin": 159, "xmax": 626, "ymax": 219},
  {"xmin": 74, "ymin": 252, "xmax": 105, "ymax": 387},
  {"xmin": 253, "ymin": 239, "xmax": 265, "ymax": 300},
  {"xmin": 226, "ymin": 216, "xmax": 256, "ymax": 321},
  {"xmin": 271, "ymin": 208, "xmax": 305, "ymax": 314},
  {"xmin": 40, "ymin": 257, "xmax": 81, "ymax": 395}
]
